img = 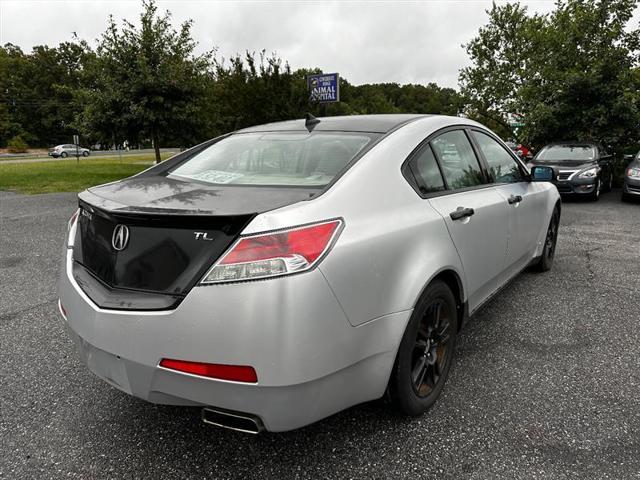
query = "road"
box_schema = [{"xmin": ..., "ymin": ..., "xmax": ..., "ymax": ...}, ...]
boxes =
[
  {"xmin": 1, "ymin": 190, "xmax": 639, "ymax": 479},
  {"xmin": 0, "ymin": 149, "xmax": 179, "ymax": 164}
]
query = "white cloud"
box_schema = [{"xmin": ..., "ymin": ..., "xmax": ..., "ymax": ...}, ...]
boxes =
[{"xmin": 1, "ymin": 0, "xmax": 633, "ymax": 89}]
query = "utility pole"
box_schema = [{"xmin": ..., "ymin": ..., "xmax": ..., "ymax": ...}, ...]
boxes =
[{"xmin": 74, "ymin": 134, "xmax": 79, "ymax": 163}]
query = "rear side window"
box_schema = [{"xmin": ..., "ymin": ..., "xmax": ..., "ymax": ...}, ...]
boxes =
[
  {"xmin": 471, "ymin": 131, "xmax": 524, "ymax": 183},
  {"xmin": 411, "ymin": 145, "xmax": 445, "ymax": 193},
  {"xmin": 430, "ymin": 130, "xmax": 486, "ymax": 189},
  {"xmin": 169, "ymin": 132, "xmax": 377, "ymax": 187}
]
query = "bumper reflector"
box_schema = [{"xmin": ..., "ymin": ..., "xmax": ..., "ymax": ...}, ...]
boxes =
[{"xmin": 159, "ymin": 358, "xmax": 257, "ymax": 383}]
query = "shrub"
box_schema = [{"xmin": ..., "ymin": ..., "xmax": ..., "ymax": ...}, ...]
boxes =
[{"xmin": 7, "ymin": 136, "xmax": 28, "ymax": 153}]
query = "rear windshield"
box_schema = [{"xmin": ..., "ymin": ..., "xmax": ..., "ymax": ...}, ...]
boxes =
[
  {"xmin": 169, "ymin": 132, "xmax": 377, "ymax": 187},
  {"xmin": 536, "ymin": 145, "xmax": 595, "ymax": 162}
]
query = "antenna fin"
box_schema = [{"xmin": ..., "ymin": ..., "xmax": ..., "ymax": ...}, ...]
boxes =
[{"xmin": 305, "ymin": 113, "xmax": 321, "ymax": 132}]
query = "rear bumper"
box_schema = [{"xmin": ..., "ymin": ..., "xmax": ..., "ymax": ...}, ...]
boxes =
[{"xmin": 58, "ymin": 249, "xmax": 409, "ymax": 431}]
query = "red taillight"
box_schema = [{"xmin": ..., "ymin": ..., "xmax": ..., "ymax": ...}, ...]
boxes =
[
  {"xmin": 202, "ymin": 219, "xmax": 343, "ymax": 284},
  {"xmin": 222, "ymin": 220, "xmax": 339, "ymax": 265},
  {"xmin": 159, "ymin": 358, "xmax": 258, "ymax": 383}
]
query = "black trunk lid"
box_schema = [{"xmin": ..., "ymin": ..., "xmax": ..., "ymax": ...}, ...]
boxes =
[
  {"xmin": 73, "ymin": 205, "xmax": 252, "ymax": 297},
  {"xmin": 72, "ymin": 175, "xmax": 319, "ymax": 310}
]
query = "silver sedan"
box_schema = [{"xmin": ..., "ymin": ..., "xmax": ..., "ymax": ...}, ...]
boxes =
[
  {"xmin": 58, "ymin": 114, "xmax": 560, "ymax": 432},
  {"xmin": 49, "ymin": 144, "xmax": 90, "ymax": 158}
]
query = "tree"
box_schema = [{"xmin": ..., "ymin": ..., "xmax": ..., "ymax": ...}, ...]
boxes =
[
  {"xmin": 459, "ymin": 3, "xmax": 545, "ymax": 138},
  {"xmin": 522, "ymin": 0, "xmax": 640, "ymax": 150},
  {"xmin": 2, "ymin": 0, "xmax": 467, "ymax": 152},
  {"xmin": 460, "ymin": 0, "xmax": 640, "ymax": 151},
  {"xmin": 0, "ymin": 42, "xmax": 86, "ymax": 147},
  {"xmin": 80, "ymin": 0, "xmax": 212, "ymax": 162}
]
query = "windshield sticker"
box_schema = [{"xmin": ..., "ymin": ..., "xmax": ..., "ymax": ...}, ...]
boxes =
[{"xmin": 190, "ymin": 170, "xmax": 245, "ymax": 184}]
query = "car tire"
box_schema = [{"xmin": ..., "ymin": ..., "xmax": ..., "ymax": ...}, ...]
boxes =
[
  {"xmin": 60, "ymin": 152, "xmax": 68, "ymax": 158},
  {"xmin": 537, "ymin": 207, "xmax": 560, "ymax": 272},
  {"xmin": 389, "ymin": 280, "xmax": 458, "ymax": 417},
  {"xmin": 589, "ymin": 180, "xmax": 600, "ymax": 201},
  {"xmin": 82, "ymin": 151, "xmax": 89, "ymax": 157},
  {"xmin": 606, "ymin": 173, "xmax": 613, "ymax": 192}
]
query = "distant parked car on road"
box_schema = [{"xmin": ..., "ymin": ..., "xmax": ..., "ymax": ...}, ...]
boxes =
[
  {"xmin": 529, "ymin": 142, "xmax": 614, "ymax": 201},
  {"xmin": 505, "ymin": 141, "xmax": 532, "ymax": 161},
  {"xmin": 622, "ymin": 151, "xmax": 640, "ymax": 201},
  {"xmin": 49, "ymin": 144, "xmax": 90, "ymax": 158}
]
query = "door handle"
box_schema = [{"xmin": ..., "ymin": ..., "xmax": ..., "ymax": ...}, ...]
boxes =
[
  {"xmin": 508, "ymin": 195, "xmax": 523, "ymax": 205},
  {"xmin": 449, "ymin": 207, "xmax": 475, "ymax": 221}
]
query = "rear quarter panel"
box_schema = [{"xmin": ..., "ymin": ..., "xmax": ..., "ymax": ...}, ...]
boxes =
[{"xmin": 245, "ymin": 116, "xmax": 469, "ymax": 327}]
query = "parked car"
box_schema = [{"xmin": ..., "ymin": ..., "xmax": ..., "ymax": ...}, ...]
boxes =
[
  {"xmin": 505, "ymin": 140, "xmax": 522, "ymax": 157},
  {"xmin": 529, "ymin": 142, "xmax": 614, "ymax": 200},
  {"xmin": 58, "ymin": 114, "xmax": 560, "ymax": 433},
  {"xmin": 49, "ymin": 144, "xmax": 90, "ymax": 158},
  {"xmin": 505, "ymin": 141, "xmax": 533, "ymax": 161},
  {"xmin": 622, "ymin": 151, "xmax": 640, "ymax": 201}
]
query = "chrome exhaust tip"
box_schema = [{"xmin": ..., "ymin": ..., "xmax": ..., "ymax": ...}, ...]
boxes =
[{"xmin": 201, "ymin": 407, "xmax": 264, "ymax": 434}]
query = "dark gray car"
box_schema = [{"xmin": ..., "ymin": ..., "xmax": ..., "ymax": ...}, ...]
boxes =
[
  {"xmin": 529, "ymin": 142, "xmax": 614, "ymax": 201},
  {"xmin": 622, "ymin": 151, "xmax": 640, "ymax": 201}
]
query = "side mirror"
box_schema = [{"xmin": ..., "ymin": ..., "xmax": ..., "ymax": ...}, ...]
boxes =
[{"xmin": 530, "ymin": 165, "xmax": 556, "ymax": 182}]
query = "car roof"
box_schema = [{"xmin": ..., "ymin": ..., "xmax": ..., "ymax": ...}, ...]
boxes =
[
  {"xmin": 235, "ymin": 114, "xmax": 430, "ymax": 134},
  {"xmin": 545, "ymin": 141, "xmax": 598, "ymax": 148}
]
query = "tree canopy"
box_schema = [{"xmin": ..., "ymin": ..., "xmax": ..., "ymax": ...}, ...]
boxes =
[
  {"xmin": 0, "ymin": 1, "xmax": 465, "ymax": 156},
  {"xmin": 76, "ymin": 0, "xmax": 212, "ymax": 162},
  {"xmin": 460, "ymin": 0, "xmax": 640, "ymax": 151},
  {"xmin": 2, "ymin": 0, "xmax": 639, "ymax": 158}
]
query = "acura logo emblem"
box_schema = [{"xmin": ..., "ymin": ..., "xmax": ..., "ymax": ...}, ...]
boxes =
[{"xmin": 112, "ymin": 224, "xmax": 130, "ymax": 251}]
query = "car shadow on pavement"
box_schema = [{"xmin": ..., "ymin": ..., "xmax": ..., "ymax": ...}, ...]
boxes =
[{"xmin": 69, "ymin": 387, "xmax": 424, "ymax": 478}]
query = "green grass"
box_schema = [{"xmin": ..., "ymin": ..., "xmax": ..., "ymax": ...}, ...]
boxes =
[{"xmin": 0, "ymin": 153, "xmax": 174, "ymax": 194}]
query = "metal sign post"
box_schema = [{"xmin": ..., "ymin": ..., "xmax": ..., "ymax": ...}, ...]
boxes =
[{"xmin": 73, "ymin": 134, "xmax": 79, "ymax": 163}]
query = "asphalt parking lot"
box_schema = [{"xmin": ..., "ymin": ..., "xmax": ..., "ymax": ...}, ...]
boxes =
[{"xmin": 1, "ymin": 190, "xmax": 639, "ymax": 479}]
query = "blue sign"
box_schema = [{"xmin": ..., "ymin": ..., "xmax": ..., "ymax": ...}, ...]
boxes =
[{"xmin": 308, "ymin": 73, "xmax": 340, "ymax": 103}]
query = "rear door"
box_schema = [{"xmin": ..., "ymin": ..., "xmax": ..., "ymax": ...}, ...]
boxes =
[
  {"xmin": 409, "ymin": 129, "xmax": 509, "ymax": 312},
  {"xmin": 469, "ymin": 129, "xmax": 547, "ymax": 275}
]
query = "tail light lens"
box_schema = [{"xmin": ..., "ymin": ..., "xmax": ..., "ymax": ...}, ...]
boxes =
[
  {"xmin": 67, "ymin": 209, "xmax": 80, "ymax": 247},
  {"xmin": 201, "ymin": 219, "xmax": 343, "ymax": 284}
]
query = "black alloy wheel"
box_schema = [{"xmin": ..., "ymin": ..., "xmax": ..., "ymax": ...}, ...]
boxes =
[
  {"xmin": 411, "ymin": 300, "xmax": 454, "ymax": 397},
  {"xmin": 389, "ymin": 280, "xmax": 458, "ymax": 416}
]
